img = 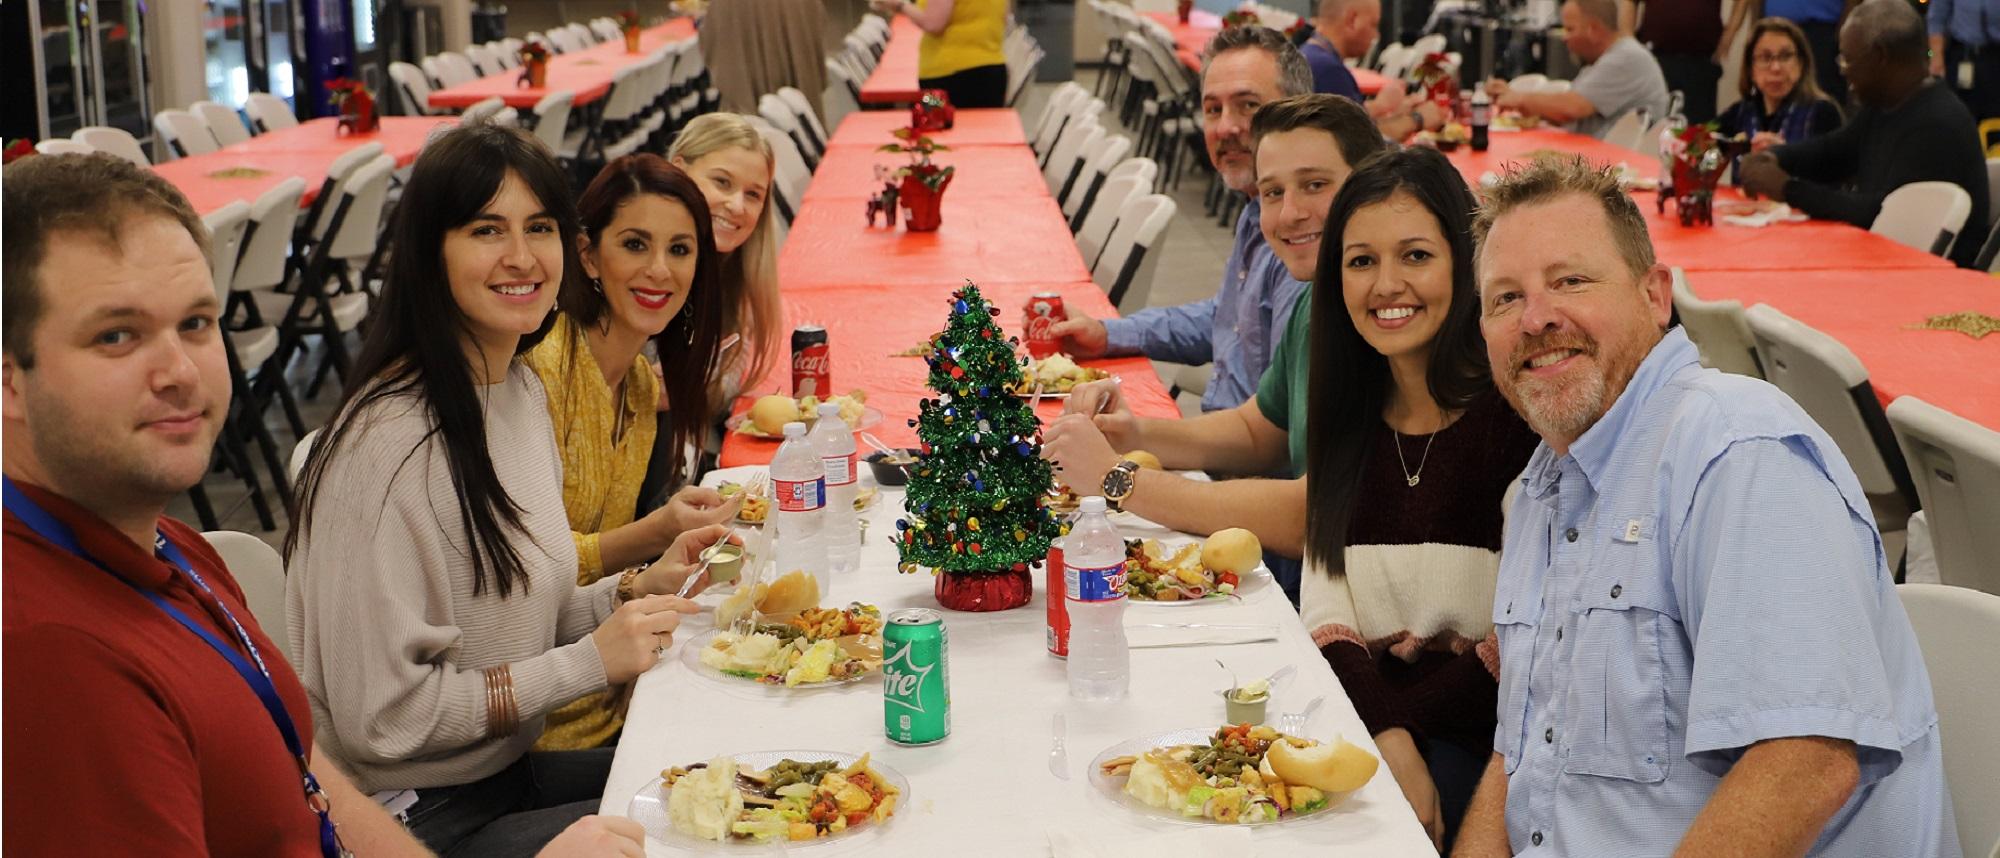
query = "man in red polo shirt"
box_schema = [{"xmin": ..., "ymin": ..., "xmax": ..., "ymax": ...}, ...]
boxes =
[{"xmin": 2, "ymin": 153, "xmax": 644, "ymax": 857}]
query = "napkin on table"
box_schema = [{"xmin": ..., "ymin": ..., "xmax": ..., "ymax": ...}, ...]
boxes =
[
  {"xmin": 1048, "ymin": 826, "xmax": 1254, "ymax": 858},
  {"xmin": 1126, "ymin": 624, "xmax": 1278, "ymax": 649},
  {"xmin": 1720, "ymin": 202, "xmax": 1809, "ymax": 227}
]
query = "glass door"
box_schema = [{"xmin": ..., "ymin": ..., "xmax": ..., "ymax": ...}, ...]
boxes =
[
  {"xmin": 206, "ymin": 0, "xmax": 254, "ymax": 105},
  {"xmin": 38, "ymin": 0, "xmax": 86, "ymax": 137},
  {"xmin": 88, "ymin": 0, "xmax": 150, "ymax": 138},
  {"xmin": 262, "ymin": 0, "xmax": 297, "ymax": 102}
]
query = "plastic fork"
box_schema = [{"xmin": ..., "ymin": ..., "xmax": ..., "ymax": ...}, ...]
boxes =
[{"xmin": 1277, "ymin": 695, "xmax": 1325, "ymax": 736}]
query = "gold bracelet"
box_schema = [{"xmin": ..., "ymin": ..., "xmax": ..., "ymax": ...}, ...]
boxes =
[
  {"xmin": 480, "ymin": 665, "xmax": 518, "ymax": 737},
  {"xmin": 617, "ymin": 567, "xmax": 643, "ymax": 604}
]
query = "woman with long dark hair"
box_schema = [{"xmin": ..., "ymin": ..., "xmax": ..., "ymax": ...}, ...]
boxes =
[
  {"xmin": 526, "ymin": 154, "xmax": 734, "ymax": 751},
  {"xmin": 1298, "ymin": 147, "xmax": 1538, "ymax": 851},
  {"xmin": 1717, "ymin": 18, "xmax": 1843, "ymax": 152},
  {"xmin": 284, "ymin": 124, "xmax": 729, "ymax": 856}
]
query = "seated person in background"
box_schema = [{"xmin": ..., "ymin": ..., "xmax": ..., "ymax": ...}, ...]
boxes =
[
  {"xmin": 526, "ymin": 155, "xmax": 741, "ymax": 752},
  {"xmin": 1304, "ymin": 0, "xmax": 1446, "ymax": 137},
  {"xmin": 1716, "ymin": 18, "xmax": 1844, "ymax": 149},
  {"xmin": 1040, "ymin": 94, "xmax": 1387, "ymax": 606},
  {"xmin": 1486, "ymin": 0, "xmax": 1669, "ymax": 140},
  {"xmin": 1, "ymin": 152, "xmax": 642, "ymax": 857},
  {"xmin": 1294, "ymin": 148, "xmax": 1540, "ymax": 853},
  {"xmin": 1044, "ymin": 26, "xmax": 1310, "ymax": 412},
  {"xmin": 1451, "ymin": 155, "xmax": 1960, "ymax": 858},
  {"xmin": 286, "ymin": 124, "xmax": 731, "ymax": 857},
  {"xmin": 1739, "ymin": 0, "xmax": 1989, "ymax": 268}
]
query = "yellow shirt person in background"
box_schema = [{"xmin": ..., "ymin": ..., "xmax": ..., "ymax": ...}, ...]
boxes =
[
  {"xmin": 527, "ymin": 155, "xmax": 738, "ymax": 750},
  {"xmin": 871, "ymin": 0, "xmax": 1011, "ymax": 106}
]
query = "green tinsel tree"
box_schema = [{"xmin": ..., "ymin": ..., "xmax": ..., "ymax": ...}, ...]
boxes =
[{"xmin": 895, "ymin": 282, "xmax": 1064, "ymax": 576}]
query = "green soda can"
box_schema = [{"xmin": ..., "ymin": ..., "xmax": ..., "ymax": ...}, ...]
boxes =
[{"xmin": 883, "ymin": 608, "xmax": 951, "ymax": 745}]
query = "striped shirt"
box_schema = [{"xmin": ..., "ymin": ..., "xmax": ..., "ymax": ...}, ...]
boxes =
[{"xmin": 1493, "ymin": 329, "xmax": 1959, "ymax": 856}]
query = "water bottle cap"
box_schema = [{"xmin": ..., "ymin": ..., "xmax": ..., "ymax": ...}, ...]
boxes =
[
  {"xmin": 784, "ymin": 421, "xmax": 808, "ymax": 437},
  {"xmin": 817, "ymin": 403, "xmax": 841, "ymax": 417},
  {"xmin": 1080, "ymin": 496, "xmax": 1107, "ymax": 514}
]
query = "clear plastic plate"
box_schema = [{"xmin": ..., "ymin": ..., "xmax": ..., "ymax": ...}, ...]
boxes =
[
  {"xmin": 628, "ymin": 750, "xmax": 911, "ymax": 853},
  {"xmin": 1087, "ymin": 727, "xmax": 1344, "ymax": 828},
  {"xmin": 679, "ymin": 629, "xmax": 879, "ymax": 692}
]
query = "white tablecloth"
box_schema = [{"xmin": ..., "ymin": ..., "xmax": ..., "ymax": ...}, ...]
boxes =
[{"xmin": 601, "ymin": 465, "xmax": 1439, "ymax": 857}]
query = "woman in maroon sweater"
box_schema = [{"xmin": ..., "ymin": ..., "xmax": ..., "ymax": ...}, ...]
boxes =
[{"xmin": 1297, "ymin": 147, "xmax": 1539, "ymax": 851}]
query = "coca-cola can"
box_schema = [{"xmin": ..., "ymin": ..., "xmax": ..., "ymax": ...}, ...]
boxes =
[
  {"xmin": 1023, "ymin": 292, "xmax": 1066, "ymax": 360},
  {"xmin": 1046, "ymin": 541, "xmax": 1069, "ymax": 657},
  {"xmin": 791, "ymin": 325, "xmax": 830, "ymax": 399}
]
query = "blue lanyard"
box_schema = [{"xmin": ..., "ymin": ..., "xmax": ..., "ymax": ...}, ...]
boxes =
[{"xmin": 2, "ymin": 477, "xmax": 346, "ymax": 858}]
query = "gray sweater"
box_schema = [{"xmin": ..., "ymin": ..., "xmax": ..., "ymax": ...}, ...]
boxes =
[{"xmin": 286, "ymin": 366, "xmax": 619, "ymax": 793}]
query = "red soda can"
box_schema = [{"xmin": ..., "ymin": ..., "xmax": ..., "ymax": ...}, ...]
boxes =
[
  {"xmin": 1023, "ymin": 292, "xmax": 1066, "ymax": 359},
  {"xmin": 791, "ymin": 325, "xmax": 830, "ymax": 399},
  {"xmin": 1046, "ymin": 540, "xmax": 1069, "ymax": 657}
]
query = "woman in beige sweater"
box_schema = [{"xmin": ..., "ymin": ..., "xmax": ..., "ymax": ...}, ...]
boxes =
[{"xmin": 284, "ymin": 124, "xmax": 730, "ymax": 857}]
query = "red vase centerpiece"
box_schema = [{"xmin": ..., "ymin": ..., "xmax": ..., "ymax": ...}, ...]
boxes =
[
  {"xmin": 1220, "ymin": 9, "xmax": 1260, "ymax": 28},
  {"xmin": 327, "ymin": 78, "xmax": 378, "ymax": 135},
  {"xmin": 895, "ymin": 283, "xmax": 1068, "ymax": 613},
  {"xmin": 1656, "ymin": 122, "xmax": 1739, "ymax": 227},
  {"xmin": 911, "ymin": 89, "xmax": 955, "ymax": 132},
  {"xmin": 1176, "ymin": 0, "xmax": 1193, "ymax": 24},
  {"xmin": 519, "ymin": 40, "xmax": 552, "ymax": 89},
  {"xmin": 880, "ymin": 127, "xmax": 955, "ymax": 232},
  {"xmin": 618, "ymin": 9, "xmax": 642, "ymax": 52}
]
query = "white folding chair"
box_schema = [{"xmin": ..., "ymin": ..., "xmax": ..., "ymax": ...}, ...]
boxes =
[
  {"xmin": 1075, "ymin": 173, "xmax": 1145, "ymax": 270},
  {"xmin": 460, "ymin": 96, "xmax": 507, "ymax": 126},
  {"xmin": 420, "ymin": 56, "xmax": 448, "ymax": 89},
  {"xmin": 434, "ymin": 51, "xmax": 481, "ymax": 86},
  {"xmin": 202, "ymin": 201, "xmax": 252, "ymax": 303},
  {"xmin": 1043, "ymin": 96, "xmax": 1104, "ymax": 170},
  {"xmin": 822, "ymin": 60, "xmax": 863, "ymax": 128},
  {"xmin": 72, "ymin": 126, "xmax": 150, "ymax": 166},
  {"xmin": 244, "ymin": 92, "xmax": 299, "ymax": 132},
  {"xmin": 1030, "ymin": 83, "xmax": 1089, "ymax": 160},
  {"xmin": 1745, "ymin": 304, "xmax": 1919, "ymax": 526},
  {"xmin": 777, "ymin": 86, "xmax": 830, "ymax": 156},
  {"xmin": 202, "ymin": 531, "xmax": 294, "ymax": 663},
  {"xmin": 1670, "ymin": 267, "xmax": 1762, "ymax": 378},
  {"xmin": 1895, "ymin": 583, "xmax": 2000, "ymax": 858},
  {"xmin": 752, "ymin": 120, "xmax": 812, "ymax": 228},
  {"xmin": 1092, "ymin": 192, "xmax": 1177, "ymax": 314},
  {"xmin": 1986, "ymin": 158, "xmax": 2000, "ymax": 226},
  {"xmin": 1063, "ymin": 134, "xmax": 1134, "ymax": 225},
  {"xmin": 530, "ymin": 90, "xmax": 579, "ymax": 161},
  {"xmin": 192, "ymin": 100, "xmax": 253, "ymax": 147},
  {"xmin": 388, "ymin": 62, "xmax": 438, "ymax": 116},
  {"xmin": 1043, "ymin": 120, "xmax": 1104, "ymax": 200},
  {"xmin": 33, "ymin": 139, "xmax": 93, "ymax": 155},
  {"xmin": 280, "ymin": 154, "xmax": 396, "ymax": 395},
  {"xmin": 1888, "ymin": 397, "xmax": 2000, "ymax": 595},
  {"xmin": 758, "ymin": 93, "xmax": 821, "ymax": 170},
  {"xmin": 231, "ymin": 177, "xmax": 310, "ymax": 441},
  {"xmin": 153, "ymin": 109, "xmax": 219, "ymax": 159},
  {"xmin": 1603, "ymin": 110, "xmax": 1649, "ymax": 149},
  {"xmin": 1871, "ymin": 181, "xmax": 1973, "ymax": 259},
  {"xmin": 1507, "ymin": 73, "xmax": 1549, "ymax": 93}
]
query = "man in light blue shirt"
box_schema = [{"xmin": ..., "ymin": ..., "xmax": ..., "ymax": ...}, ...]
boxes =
[
  {"xmin": 1453, "ymin": 156, "xmax": 1958, "ymax": 857},
  {"xmin": 1927, "ymin": 0, "xmax": 2000, "ymax": 120},
  {"xmin": 1043, "ymin": 26, "xmax": 1311, "ymax": 412}
]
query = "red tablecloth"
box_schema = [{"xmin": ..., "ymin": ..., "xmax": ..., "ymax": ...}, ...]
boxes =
[
  {"xmin": 826, "ymin": 108, "xmax": 1028, "ymax": 147},
  {"xmin": 717, "ymin": 280, "xmax": 1183, "ymax": 465},
  {"xmin": 1441, "ymin": 129, "xmax": 1955, "ymax": 273},
  {"xmin": 153, "ymin": 116, "xmax": 452, "ymax": 214},
  {"xmin": 778, "ymin": 193, "xmax": 1092, "ymax": 288},
  {"xmin": 1142, "ymin": 11, "xmax": 1385, "ymax": 95},
  {"xmin": 428, "ymin": 20, "xmax": 696, "ymax": 109},
  {"xmin": 803, "ymin": 143, "xmax": 1053, "ymax": 202},
  {"xmin": 1685, "ymin": 268, "xmax": 2000, "ymax": 430},
  {"xmin": 860, "ymin": 17, "xmax": 924, "ymax": 104}
]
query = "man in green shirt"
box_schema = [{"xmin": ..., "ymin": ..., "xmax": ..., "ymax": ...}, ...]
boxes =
[{"xmin": 1039, "ymin": 94, "xmax": 1379, "ymax": 604}]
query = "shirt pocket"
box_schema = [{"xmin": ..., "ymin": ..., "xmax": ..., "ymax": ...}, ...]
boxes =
[
  {"xmin": 1560, "ymin": 517, "xmax": 1673, "ymax": 784},
  {"xmin": 1492, "ymin": 577, "xmax": 1538, "ymax": 775}
]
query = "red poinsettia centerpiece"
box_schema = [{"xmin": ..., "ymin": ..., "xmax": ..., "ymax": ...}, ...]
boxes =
[
  {"xmin": 1658, "ymin": 121, "xmax": 1733, "ymax": 226},
  {"xmin": 911, "ymin": 89, "xmax": 955, "ymax": 132},
  {"xmin": 1176, "ymin": 0, "xmax": 1193, "ymax": 23},
  {"xmin": 1412, "ymin": 51, "xmax": 1458, "ymax": 106},
  {"xmin": 617, "ymin": 9, "xmax": 642, "ymax": 51},
  {"xmin": 518, "ymin": 40, "xmax": 552, "ymax": 88},
  {"xmin": 1220, "ymin": 9, "xmax": 1261, "ymax": 28},
  {"xmin": 880, "ymin": 128, "xmax": 956, "ymax": 231},
  {"xmin": 327, "ymin": 77, "xmax": 378, "ymax": 134}
]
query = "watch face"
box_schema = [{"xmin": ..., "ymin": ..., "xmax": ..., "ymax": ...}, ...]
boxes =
[{"xmin": 1104, "ymin": 464, "xmax": 1135, "ymax": 498}]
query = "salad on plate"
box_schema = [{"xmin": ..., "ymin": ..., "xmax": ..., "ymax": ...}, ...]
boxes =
[{"xmin": 1095, "ymin": 724, "xmax": 1378, "ymax": 825}]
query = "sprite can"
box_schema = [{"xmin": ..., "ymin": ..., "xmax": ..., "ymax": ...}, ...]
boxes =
[{"xmin": 883, "ymin": 608, "xmax": 950, "ymax": 745}]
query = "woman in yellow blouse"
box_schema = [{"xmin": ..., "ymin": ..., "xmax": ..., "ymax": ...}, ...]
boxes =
[
  {"xmin": 526, "ymin": 154, "xmax": 737, "ymax": 750},
  {"xmin": 869, "ymin": 0, "xmax": 1010, "ymax": 107}
]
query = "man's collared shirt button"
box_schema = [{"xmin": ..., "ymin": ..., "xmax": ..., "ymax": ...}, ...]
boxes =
[
  {"xmin": 1555, "ymin": 626, "xmax": 1562, "ymax": 641},
  {"xmin": 1564, "ymin": 527, "xmax": 1579, "ymax": 543},
  {"xmin": 1544, "ymin": 728, "xmax": 1553, "ymax": 744},
  {"xmin": 1532, "ymin": 831, "xmax": 1544, "ymax": 847},
  {"xmin": 1611, "ymin": 584, "xmax": 1623, "ymax": 599}
]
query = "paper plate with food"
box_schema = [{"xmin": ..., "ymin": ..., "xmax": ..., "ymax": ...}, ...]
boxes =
[
  {"xmin": 1011, "ymin": 354, "xmax": 1112, "ymax": 397},
  {"xmin": 1492, "ymin": 112, "xmax": 1541, "ymax": 131},
  {"xmin": 729, "ymin": 392, "xmax": 881, "ymax": 439},
  {"xmin": 1123, "ymin": 528, "xmax": 1271, "ymax": 606},
  {"xmin": 1091, "ymin": 723, "xmax": 1378, "ymax": 827},
  {"xmin": 628, "ymin": 751, "xmax": 907, "ymax": 851},
  {"xmin": 685, "ymin": 574, "xmax": 883, "ymax": 689}
]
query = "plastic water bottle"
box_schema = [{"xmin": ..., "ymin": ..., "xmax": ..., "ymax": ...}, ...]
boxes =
[
  {"xmin": 1469, "ymin": 83, "xmax": 1491, "ymax": 152},
  {"xmin": 808, "ymin": 403, "xmax": 859, "ymax": 578},
  {"xmin": 770, "ymin": 421, "xmax": 829, "ymax": 598},
  {"xmin": 1065, "ymin": 497, "xmax": 1130, "ymax": 701}
]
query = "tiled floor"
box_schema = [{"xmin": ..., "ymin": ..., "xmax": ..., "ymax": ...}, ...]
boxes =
[{"xmin": 172, "ymin": 72, "xmax": 1252, "ymax": 548}]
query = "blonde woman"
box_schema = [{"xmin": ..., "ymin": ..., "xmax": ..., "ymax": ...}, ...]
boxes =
[{"xmin": 667, "ymin": 114, "xmax": 784, "ymax": 421}]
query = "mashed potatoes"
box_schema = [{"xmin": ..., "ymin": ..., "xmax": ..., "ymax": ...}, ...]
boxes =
[{"xmin": 667, "ymin": 757, "xmax": 745, "ymax": 842}]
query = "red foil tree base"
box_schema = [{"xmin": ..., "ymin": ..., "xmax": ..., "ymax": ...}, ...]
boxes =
[{"xmin": 934, "ymin": 569, "xmax": 1032, "ymax": 612}]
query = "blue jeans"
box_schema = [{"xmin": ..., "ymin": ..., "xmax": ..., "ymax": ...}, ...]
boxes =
[{"xmin": 405, "ymin": 748, "xmax": 614, "ymax": 858}]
